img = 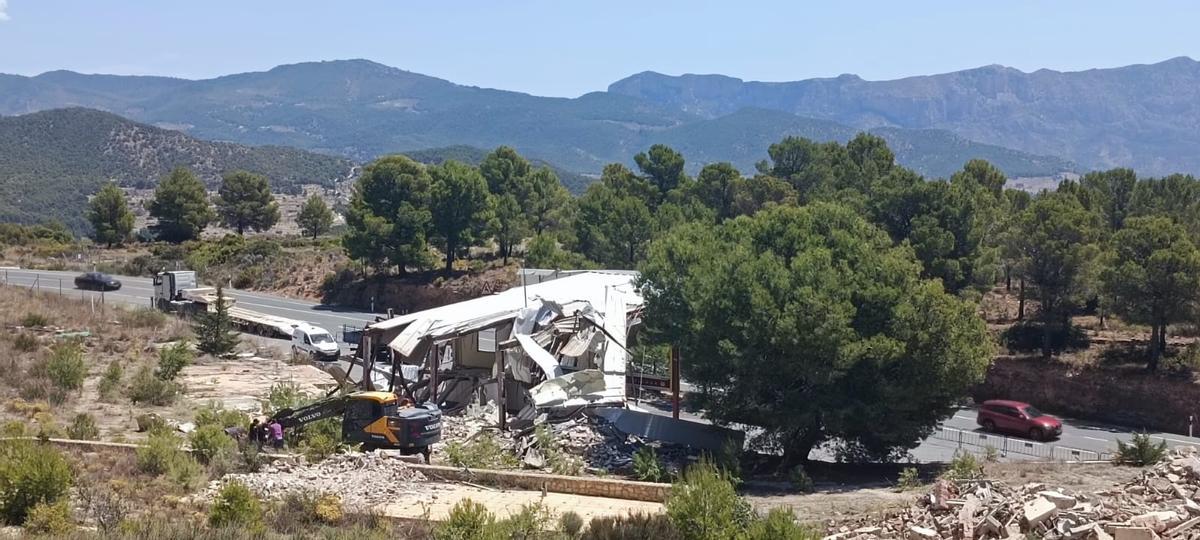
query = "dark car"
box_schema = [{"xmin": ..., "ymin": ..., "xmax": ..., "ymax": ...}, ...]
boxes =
[
  {"xmin": 74, "ymin": 272, "xmax": 121, "ymax": 291},
  {"xmin": 977, "ymin": 400, "xmax": 1063, "ymax": 441}
]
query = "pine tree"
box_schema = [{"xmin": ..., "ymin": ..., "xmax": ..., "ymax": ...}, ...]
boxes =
[
  {"xmin": 87, "ymin": 181, "xmax": 135, "ymax": 247},
  {"xmin": 195, "ymin": 285, "xmax": 239, "ymax": 356},
  {"xmin": 296, "ymin": 194, "xmax": 334, "ymax": 239}
]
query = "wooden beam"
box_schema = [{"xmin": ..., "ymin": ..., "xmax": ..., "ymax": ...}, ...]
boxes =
[
  {"xmin": 429, "ymin": 344, "xmax": 440, "ymax": 405},
  {"xmin": 670, "ymin": 346, "xmax": 681, "ymax": 420},
  {"xmin": 496, "ymin": 348, "xmax": 507, "ymax": 430}
]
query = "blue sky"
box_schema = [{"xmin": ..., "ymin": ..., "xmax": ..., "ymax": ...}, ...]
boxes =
[{"xmin": 0, "ymin": 1, "xmax": 1197, "ymax": 97}]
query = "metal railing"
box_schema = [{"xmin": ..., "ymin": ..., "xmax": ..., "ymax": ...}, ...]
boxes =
[{"xmin": 930, "ymin": 425, "xmax": 1112, "ymax": 461}]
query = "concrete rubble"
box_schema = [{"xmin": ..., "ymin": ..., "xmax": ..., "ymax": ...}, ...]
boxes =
[
  {"xmin": 208, "ymin": 451, "xmax": 431, "ymax": 507},
  {"xmin": 431, "ymin": 402, "xmax": 697, "ymax": 474},
  {"xmin": 826, "ymin": 447, "xmax": 1200, "ymax": 540},
  {"xmin": 513, "ymin": 413, "xmax": 697, "ymax": 474}
]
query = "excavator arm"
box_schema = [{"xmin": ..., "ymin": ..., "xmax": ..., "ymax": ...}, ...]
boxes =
[{"xmin": 270, "ymin": 395, "xmax": 351, "ymax": 429}]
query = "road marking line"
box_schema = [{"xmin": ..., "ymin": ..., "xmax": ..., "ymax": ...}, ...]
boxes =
[{"xmin": 1079, "ymin": 436, "xmax": 1108, "ymax": 442}]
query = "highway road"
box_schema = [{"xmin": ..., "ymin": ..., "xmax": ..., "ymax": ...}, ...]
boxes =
[
  {"xmin": 909, "ymin": 406, "xmax": 1200, "ymax": 462},
  {"xmin": 0, "ymin": 268, "xmax": 382, "ymax": 338},
  {"xmin": 7, "ymin": 267, "xmax": 1200, "ymax": 463}
]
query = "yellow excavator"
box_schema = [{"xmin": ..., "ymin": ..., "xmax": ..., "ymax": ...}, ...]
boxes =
[{"xmin": 269, "ymin": 391, "xmax": 442, "ymax": 459}]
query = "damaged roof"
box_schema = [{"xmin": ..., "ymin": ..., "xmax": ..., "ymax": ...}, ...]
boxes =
[{"xmin": 365, "ymin": 271, "xmax": 643, "ymax": 337}]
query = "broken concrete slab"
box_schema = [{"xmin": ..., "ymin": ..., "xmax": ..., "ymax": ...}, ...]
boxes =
[
  {"xmin": 1039, "ymin": 490, "xmax": 1077, "ymax": 509},
  {"xmin": 907, "ymin": 525, "xmax": 937, "ymax": 540},
  {"xmin": 1111, "ymin": 526, "xmax": 1159, "ymax": 540},
  {"xmin": 1023, "ymin": 496, "xmax": 1059, "ymax": 528}
]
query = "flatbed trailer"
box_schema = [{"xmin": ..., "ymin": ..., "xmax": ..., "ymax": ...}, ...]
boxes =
[{"xmin": 153, "ymin": 271, "xmax": 303, "ymax": 339}]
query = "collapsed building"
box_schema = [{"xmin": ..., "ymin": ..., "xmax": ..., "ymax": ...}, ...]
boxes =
[{"xmin": 349, "ymin": 270, "xmax": 741, "ymax": 456}]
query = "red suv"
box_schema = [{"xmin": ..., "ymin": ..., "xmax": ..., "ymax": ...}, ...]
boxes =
[{"xmin": 976, "ymin": 400, "xmax": 1062, "ymax": 441}]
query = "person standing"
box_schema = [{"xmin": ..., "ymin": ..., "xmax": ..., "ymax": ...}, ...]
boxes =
[
  {"xmin": 269, "ymin": 419, "xmax": 284, "ymax": 450},
  {"xmin": 248, "ymin": 418, "xmax": 261, "ymax": 449}
]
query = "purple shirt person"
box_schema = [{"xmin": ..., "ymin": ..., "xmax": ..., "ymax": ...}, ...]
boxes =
[{"xmin": 269, "ymin": 420, "xmax": 284, "ymax": 449}]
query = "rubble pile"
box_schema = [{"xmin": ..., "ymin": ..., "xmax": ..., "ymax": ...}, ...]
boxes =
[
  {"xmin": 435, "ymin": 404, "xmax": 698, "ymax": 476},
  {"xmin": 209, "ymin": 451, "xmax": 430, "ymax": 507},
  {"xmin": 517, "ymin": 414, "xmax": 696, "ymax": 474},
  {"xmin": 828, "ymin": 448, "xmax": 1200, "ymax": 540}
]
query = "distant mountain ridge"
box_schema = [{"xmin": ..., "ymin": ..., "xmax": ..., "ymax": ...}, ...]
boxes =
[
  {"xmin": 0, "ymin": 59, "xmax": 1071, "ymax": 180},
  {"xmin": 0, "ymin": 108, "xmax": 353, "ymax": 231},
  {"xmin": 608, "ymin": 57, "xmax": 1200, "ymax": 176}
]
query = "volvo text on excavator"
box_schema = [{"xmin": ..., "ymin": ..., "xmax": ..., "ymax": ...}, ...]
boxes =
[{"xmin": 269, "ymin": 391, "xmax": 441, "ymax": 460}]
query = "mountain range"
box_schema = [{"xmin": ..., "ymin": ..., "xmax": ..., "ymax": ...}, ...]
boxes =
[
  {"xmin": 0, "ymin": 59, "xmax": 1076, "ymax": 181},
  {"xmin": 0, "ymin": 108, "xmax": 352, "ymax": 231},
  {"xmin": 609, "ymin": 57, "xmax": 1200, "ymax": 176}
]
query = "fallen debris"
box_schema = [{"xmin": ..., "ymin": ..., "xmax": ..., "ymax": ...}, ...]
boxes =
[
  {"xmin": 208, "ymin": 451, "xmax": 431, "ymax": 507},
  {"xmin": 828, "ymin": 447, "xmax": 1200, "ymax": 540}
]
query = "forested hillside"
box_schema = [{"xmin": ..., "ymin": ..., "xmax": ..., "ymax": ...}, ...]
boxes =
[{"xmin": 0, "ymin": 108, "xmax": 353, "ymax": 231}]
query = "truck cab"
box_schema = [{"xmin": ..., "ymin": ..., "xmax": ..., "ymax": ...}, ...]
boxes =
[
  {"xmin": 291, "ymin": 324, "xmax": 340, "ymax": 361},
  {"xmin": 153, "ymin": 270, "xmax": 201, "ymax": 312}
]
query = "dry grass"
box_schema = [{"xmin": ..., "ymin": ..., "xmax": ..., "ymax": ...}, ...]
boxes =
[{"xmin": 0, "ymin": 285, "xmax": 195, "ymax": 440}]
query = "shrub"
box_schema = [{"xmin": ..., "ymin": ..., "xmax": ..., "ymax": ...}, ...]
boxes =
[
  {"xmin": 240, "ymin": 444, "xmax": 263, "ymax": 473},
  {"xmin": 22, "ymin": 499, "xmax": 73, "ymax": 534},
  {"xmin": 167, "ymin": 454, "xmax": 204, "ymax": 491},
  {"xmin": 789, "ymin": 465, "xmax": 814, "ymax": 493},
  {"xmin": 271, "ymin": 490, "xmax": 344, "ymax": 532},
  {"xmin": 666, "ymin": 460, "xmax": 747, "ymax": 540},
  {"xmin": 743, "ymin": 507, "xmax": 818, "ymax": 540},
  {"xmin": 302, "ymin": 429, "xmax": 341, "ymax": 463},
  {"xmin": 18, "ymin": 377, "xmax": 55, "ymax": 404},
  {"xmin": 0, "ymin": 441, "xmax": 74, "ymax": 525},
  {"xmin": 118, "ymin": 308, "xmax": 167, "ymax": 329},
  {"xmin": 1001, "ymin": 321, "xmax": 1089, "ymax": 353},
  {"xmin": 208, "ymin": 481, "xmax": 263, "ymax": 529},
  {"xmin": 559, "ymin": 511, "xmax": 584, "ymax": 537},
  {"xmin": 1, "ymin": 421, "xmax": 26, "ymax": 437},
  {"xmin": 444, "ymin": 432, "xmax": 519, "ymax": 469},
  {"xmin": 896, "ymin": 467, "xmax": 921, "ymax": 491},
  {"xmin": 76, "ymin": 481, "xmax": 128, "ymax": 532},
  {"xmin": 496, "ymin": 502, "xmax": 552, "ymax": 538},
  {"xmin": 20, "ymin": 313, "xmax": 50, "ymax": 328},
  {"xmin": 33, "ymin": 412, "xmax": 63, "ymax": 439},
  {"xmin": 194, "ymin": 402, "xmax": 247, "ymax": 429},
  {"xmin": 66, "ymin": 413, "xmax": 99, "ymax": 440},
  {"xmin": 189, "ymin": 424, "xmax": 237, "ymax": 464},
  {"xmin": 712, "ymin": 438, "xmax": 743, "ymax": 483},
  {"xmin": 1115, "ymin": 433, "xmax": 1168, "ymax": 466},
  {"xmin": 265, "ymin": 381, "xmax": 308, "ymax": 412},
  {"xmin": 127, "ymin": 365, "xmax": 180, "ymax": 405},
  {"xmin": 434, "ymin": 499, "xmax": 495, "ymax": 539},
  {"xmin": 156, "ymin": 342, "xmax": 193, "ymax": 381},
  {"xmin": 584, "ymin": 513, "xmax": 682, "ymax": 540},
  {"xmin": 633, "ymin": 446, "xmax": 665, "ymax": 482},
  {"xmin": 46, "ymin": 342, "xmax": 86, "ymax": 391},
  {"xmin": 136, "ymin": 431, "xmax": 186, "ymax": 476},
  {"xmin": 12, "ymin": 333, "xmax": 38, "ymax": 353},
  {"xmin": 313, "ymin": 493, "xmax": 344, "ymax": 525},
  {"xmin": 943, "ymin": 451, "xmax": 983, "ymax": 480},
  {"xmin": 97, "ymin": 360, "xmax": 123, "ymax": 402}
]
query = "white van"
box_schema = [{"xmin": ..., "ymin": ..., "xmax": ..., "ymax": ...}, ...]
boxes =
[{"xmin": 290, "ymin": 324, "xmax": 340, "ymax": 361}]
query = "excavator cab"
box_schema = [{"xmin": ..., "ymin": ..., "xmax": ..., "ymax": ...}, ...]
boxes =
[{"xmin": 272, "ymin": 391, "xmax": 441, "ymax": 457}]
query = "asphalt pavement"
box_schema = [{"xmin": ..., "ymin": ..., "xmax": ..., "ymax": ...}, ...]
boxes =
[{"xmin": 0, "ymin": 268, "xmax": 382, "ymax": 338}]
